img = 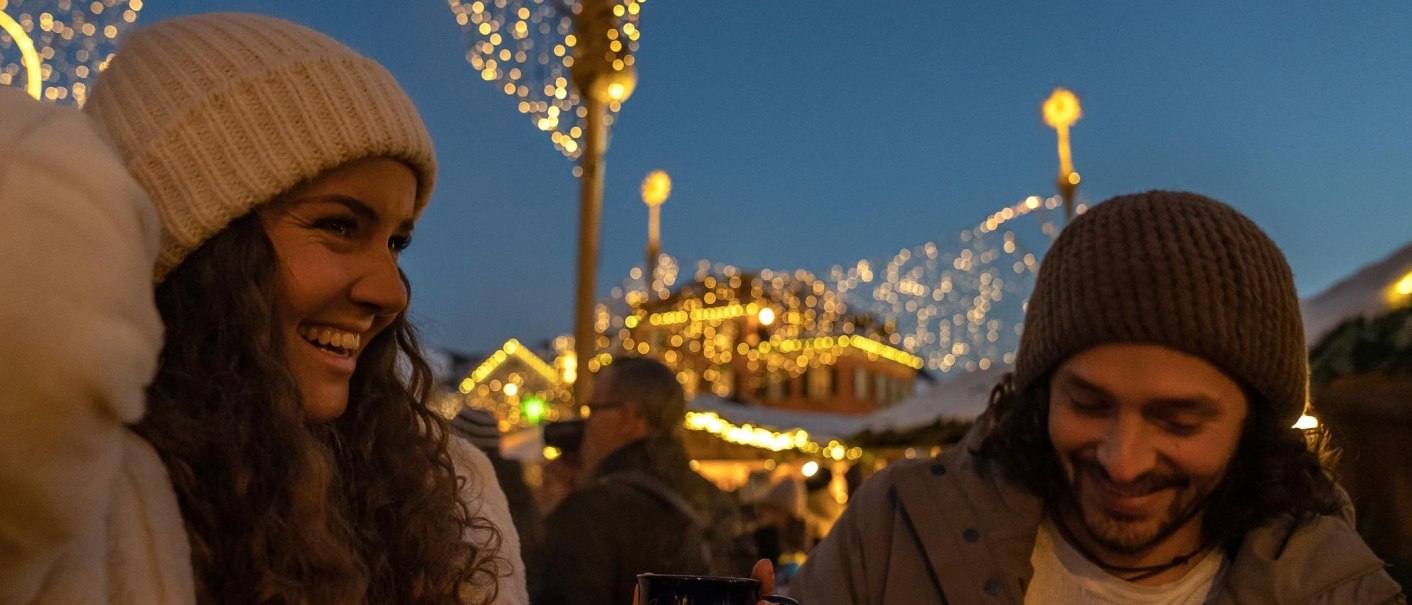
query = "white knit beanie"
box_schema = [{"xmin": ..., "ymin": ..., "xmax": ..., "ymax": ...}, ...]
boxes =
[{"xmin": 84, "ymin": 13, "xmax": 437, "ymax": 283}]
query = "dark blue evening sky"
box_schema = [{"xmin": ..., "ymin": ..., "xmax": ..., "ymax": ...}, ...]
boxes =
[{"xmin": 141, "ymin": 1, "xmax": 1412, "ymax": 354}]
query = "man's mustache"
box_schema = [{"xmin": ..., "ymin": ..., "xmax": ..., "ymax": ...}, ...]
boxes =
[{"xmin": 1072, "ymin": 454, "xmax": 1190, "ymax": 497}]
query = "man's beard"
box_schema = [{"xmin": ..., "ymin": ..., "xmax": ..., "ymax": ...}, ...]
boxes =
[{"xmin": 1063, "ymin": 454, "xmax": 1223, "ymax": 555}]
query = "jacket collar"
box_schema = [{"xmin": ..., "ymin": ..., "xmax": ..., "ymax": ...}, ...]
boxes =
[
  {"xmin": 593, "ymin": 437, "xmax": 655, "ymax": 479},
  {"xmin": 1213, "ymin": 504, "xmax": 1394, "ymax": 604},
  {"xmin": 889, "ymin": 423, "xmax": 1043, "ymax": 604}
]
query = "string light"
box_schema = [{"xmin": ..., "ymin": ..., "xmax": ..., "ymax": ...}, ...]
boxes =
[
  {"xmin": 830, "ymin": 195, "xmax": 1065, "ymax": 374},
  {"xmin": 454, "ymin": 338, "xmax": 571, "ymax": 430},
  {"xmin": 684, "ymin": 411, "xmax": 861, "ymax": 460},
  {"xmin": 447, "ymin": 0, "xmax": 643, "ymax": 161},
  {"xmin": 0, "ymin": 0, "xmax": 144, "ymax": 106},
  {"xmin": 1386, "ymin": 270, "xmax": 1412, "ymax": 306},
  {"xmin": 460, "ymin": 338, "xmax": 560, "ymax": 392}
]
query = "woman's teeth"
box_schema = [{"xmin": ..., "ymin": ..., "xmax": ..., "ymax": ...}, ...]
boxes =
[{"xmin": 297, "ymin": 324, "xmax": 360, "ymax": 353}]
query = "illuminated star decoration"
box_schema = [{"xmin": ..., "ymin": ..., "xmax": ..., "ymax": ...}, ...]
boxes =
[
  {"xmin": 0, "ymin": 0, "xmax": 143, "ymax": 105},
  {"xmin": 447, "ymin": 0, "xmax": 644, "ymax": 168}
]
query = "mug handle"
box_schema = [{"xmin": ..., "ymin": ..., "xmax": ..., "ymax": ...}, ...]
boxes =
[{"xmin": 762, "ymin": 596, "xmax": 801, "ymax": 605}]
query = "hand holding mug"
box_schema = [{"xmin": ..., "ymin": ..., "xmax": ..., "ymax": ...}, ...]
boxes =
[{"xmin": 632, "ymin": 559, "xmax": 799, "ymax": 605}]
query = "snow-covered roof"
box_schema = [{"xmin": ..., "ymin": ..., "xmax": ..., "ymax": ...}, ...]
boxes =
[
  {"xmin": 686, "ymin": 366, "xmax": 1007, "ymax": 444},
  {"xmin": 688, "ymin": 394, "xmax": 865, "ymax": 444},
  {"xmin": 1302, "ymin": 242, "xmax": 1412, "ymax": 345},
  {"xmin": 859, "ymin": 365, "xmax": 1006, "ymax": 434}
]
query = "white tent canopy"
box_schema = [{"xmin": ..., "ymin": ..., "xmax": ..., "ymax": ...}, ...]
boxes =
[
  {"xmin": 687, "ymin": 366, "xmax": 1008, "ymax": 445},
  {"xmin": 859, "ymin": 366, "xmax": 1006, "ymax": 434},
  {"xmin": 1302, "ymin": 241, "xmax": 1412, "ymax": 345},
  {"xmin": 688, "ymin": 394, "xmax": 866, "ymax": 445}
]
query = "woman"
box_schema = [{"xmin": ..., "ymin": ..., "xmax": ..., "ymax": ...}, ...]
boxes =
[{"xmin": 80, "ymin": 13, "xmax": 526, "ymax": 604}]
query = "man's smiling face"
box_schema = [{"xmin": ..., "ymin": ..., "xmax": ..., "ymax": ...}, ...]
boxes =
[{"xmin": 1048, "ymin": 343, "xmax": 1248, "ymax": 556}]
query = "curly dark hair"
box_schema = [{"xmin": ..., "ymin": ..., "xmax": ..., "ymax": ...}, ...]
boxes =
[
  {"xmin": 137, "ymin": 214, "xmax": 505, "ymax": 604},
  {"xmin": 975, "ymin": 372, "xmax": 1342, "ymax": 549}
]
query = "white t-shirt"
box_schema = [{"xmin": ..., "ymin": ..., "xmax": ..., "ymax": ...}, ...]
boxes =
[{"xmin": 1025, "ymin": 518, "xmax": 1227, "ymax": 605}]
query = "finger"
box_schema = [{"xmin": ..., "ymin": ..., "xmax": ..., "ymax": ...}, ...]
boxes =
[
  {"xmin": 751, "ymin": 558, "xmax": 776, "ymax": 595},
  {"xmin": 632, "ymin": 585, "xmax": 640, "ymax": 605}
]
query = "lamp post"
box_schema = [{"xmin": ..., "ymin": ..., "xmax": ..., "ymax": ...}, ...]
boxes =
[
  {"xmin": 1043, "ymin": 87, "xmax": 1082, "ymax": 222},
  {"xmin": 570, "ymin": 0, "xmax": 637, "ymax": 405},
  {"xmin": 641, "ymin": 170, "xmax": 671, "ymax": 286}
]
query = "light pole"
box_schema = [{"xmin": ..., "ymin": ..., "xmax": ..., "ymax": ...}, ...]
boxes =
[
  {"xmin": 641, "ymin": 170, "xmax": 671, "ymax": 286},
  {"xmin": 570, "ymin": 0, "xmax": 637, "ymax": 405},
  {"xmin": 1043, "ymin": 87, "xmax": 1082, "ymax": 222}
]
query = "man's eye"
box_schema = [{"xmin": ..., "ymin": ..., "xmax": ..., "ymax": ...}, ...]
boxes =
[
  {"xmin": 1158, "ymin": 418, "xmax": 1201, "ymax": 436},
  {"xmin": 390, "ymin": 234, "xmax": 413, "ymax": 253},
  {"xmin": 1069, "ymin": 398, "xmax": 1108, "ymax": 415}
]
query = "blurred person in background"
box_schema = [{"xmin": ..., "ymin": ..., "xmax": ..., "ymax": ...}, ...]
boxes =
[
  {"xmin": 454, "ymin": 407, "xmax": 544, "ymax": 586},
  {"xmin": 534, "ymin": 356, "xmax": 756, "ymax": 605},
  {"xmin": 747, "ymin": 478, "xmax": 808, "ymax": 589}
]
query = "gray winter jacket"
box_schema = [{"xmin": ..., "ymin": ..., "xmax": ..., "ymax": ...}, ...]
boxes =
[{"xmin": 791, "ymin": 426, "xmax": 1405, "ymax": 605}]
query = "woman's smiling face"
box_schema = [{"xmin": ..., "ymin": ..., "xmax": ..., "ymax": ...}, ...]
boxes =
[{"xmin": 257, "ymin": 157, "xmax": 418, "ymax": 422}]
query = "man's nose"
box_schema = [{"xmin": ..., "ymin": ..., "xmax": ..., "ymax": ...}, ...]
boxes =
[{"xmin": 1095, "ymin": 417, "xmax": 1156, "ymax": 485}]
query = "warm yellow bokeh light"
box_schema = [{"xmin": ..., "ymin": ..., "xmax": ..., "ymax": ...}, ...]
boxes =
[
  {"xmin": 757, "ymin": 307, "xmax": 776, "ymax": 326},
  {"xmin": 1384, "ymin": 270, "xmax": 1412, "ymax": 306},
  {"xmin": 1043, "ymin": 87, "xmax": 1082, "ymax": 129},
  {"xmin": 641, "ymin": 170, "xmax": 671, "ymax": 206},
  {"xmin": 0, "ymin": 8, "xmax": 43, "ymax": 99},
  {"xmin": 592, "ymin": 65, "xmax": 636, "ymax": 104}
]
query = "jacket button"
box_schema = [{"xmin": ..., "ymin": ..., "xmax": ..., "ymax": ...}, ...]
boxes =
[
  {"xmin": 931, "ymin": 464, "xmax": 947, "ymax": 476},
  {"xmin": 983, "ymin": 579, "xmax": 1001, "ymax": 595},
  {"xmin": 964, "ymin": 528, "xmax": 980, "ymax": 543}
]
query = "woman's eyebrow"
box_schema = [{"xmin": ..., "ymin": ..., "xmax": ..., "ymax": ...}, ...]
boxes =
[{"xmin": 295, "ymin": 194, "xmax": 414, "ymax": 231}]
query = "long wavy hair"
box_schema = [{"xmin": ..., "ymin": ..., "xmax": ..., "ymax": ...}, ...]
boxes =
[
  {"xmin": 137, "ymin": 214, "xmax": 504, "ymax": 604},
  {"xmin": 975, "ymin": 373, "xmax": 1341, "ymax": 549}
]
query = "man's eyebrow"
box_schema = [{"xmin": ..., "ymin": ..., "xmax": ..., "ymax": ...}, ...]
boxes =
[
  {"xmin": 296, "ymin": 194, "xmax": 415, "ymax": 231},
  {"xmin": 1058, "ymin": 370, "xmax": 1222, "ymax": 412},
  {"xmin": 1146, "ymin": 396, "xmax": 1222, "ymax": 415},
  {"xmin": 1055, "ymin": 371, "xmax": 1110, "ymax": 398}
]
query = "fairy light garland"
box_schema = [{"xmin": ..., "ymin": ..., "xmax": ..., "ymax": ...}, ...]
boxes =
[
  {"xmin": 831, "ymin": 195, "xmax": 1069, "ymax": 374},
  {"xmin": 447, "ymin": 0, "xmax": 643, "ymax": 163},
  {"xmin": 0, "ymin": 0, "xmax": 143, "ymax": 105}
]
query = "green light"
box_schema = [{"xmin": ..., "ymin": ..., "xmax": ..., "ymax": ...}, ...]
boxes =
[{"xmin": 522, "ymin": 396, "xmax": 546, "ymax": 425}]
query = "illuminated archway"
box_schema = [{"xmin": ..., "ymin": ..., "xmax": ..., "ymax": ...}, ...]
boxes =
[{"xmin": 0, "ymin": 8, "xmax": 43, "ymax": 99}]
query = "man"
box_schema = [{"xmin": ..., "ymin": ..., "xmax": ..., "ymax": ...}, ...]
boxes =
[
  {"xmin": 533, "ymin": 357, "xmax": 755, "ymax": 605},
  {"xmin": 791, "ymin": 191, "xmax": 1405, "ymax": 604}
]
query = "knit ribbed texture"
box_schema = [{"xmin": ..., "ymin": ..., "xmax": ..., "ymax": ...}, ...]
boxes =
[
  {"xmin": 1014, "ymin": 191, "xmax": 1308, "ymax": 427},
  {"xmin": 452, "ymin": 407, "xmax": 502, "ymax": 452},
  {"xmin": 84, "ymin": 13, "xmax": 436, "ymax": 283}
]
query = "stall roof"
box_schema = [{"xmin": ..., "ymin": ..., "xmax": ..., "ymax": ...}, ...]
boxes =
[{"xmin": 689, "ymin": 366, "xmax": 1007, "ymax": 443}]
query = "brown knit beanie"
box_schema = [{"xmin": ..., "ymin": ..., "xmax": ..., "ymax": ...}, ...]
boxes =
[
  {"xmin": 84, "ymin": 13, "xmax": 436, "ymax": 283},
  {"xmin": 1013, "ymin": 191, "xmax": 1308, "ymax": 428}
]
